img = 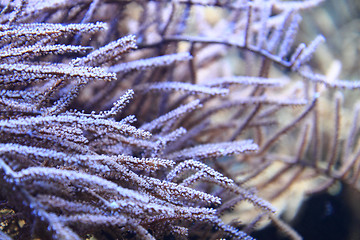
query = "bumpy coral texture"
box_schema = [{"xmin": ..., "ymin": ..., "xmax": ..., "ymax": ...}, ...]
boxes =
[{"xmin": 0, "ymin": 0, "xmax": 359, "ymax": 240}]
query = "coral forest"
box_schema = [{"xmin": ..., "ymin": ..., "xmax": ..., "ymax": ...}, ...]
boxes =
[{"xmin": 0, "ymin": 0, "xmax": 359, "ymax": 239}]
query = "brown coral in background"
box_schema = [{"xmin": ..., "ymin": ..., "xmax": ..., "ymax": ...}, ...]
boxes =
[{"xmin": 0, "ymin": 0, "xmax": 359, "ymax": 239}]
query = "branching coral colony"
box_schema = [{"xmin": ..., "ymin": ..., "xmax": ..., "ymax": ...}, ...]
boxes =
[{"xmin": 0, "ymin": 0, "xmax": 360, "ymax": 239}]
